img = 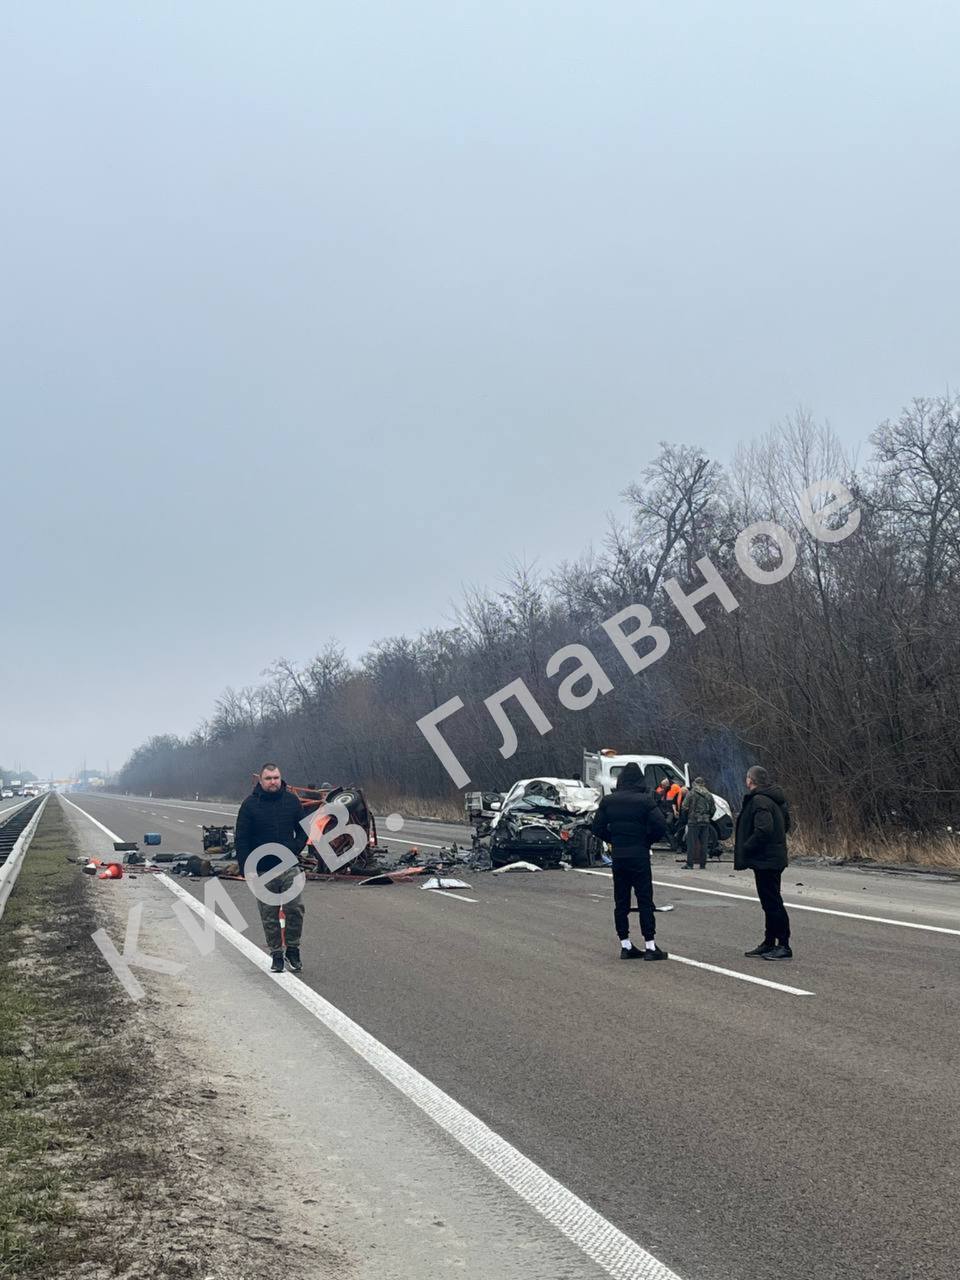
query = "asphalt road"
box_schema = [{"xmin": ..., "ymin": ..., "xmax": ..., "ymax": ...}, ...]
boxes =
[
  {"xmin": 0, "ymin": 794, "xmax": 34, "ymax": 817},
  {"xmin": 69, "ymin": 791, "xmax": 960, "ymax": 1280}
]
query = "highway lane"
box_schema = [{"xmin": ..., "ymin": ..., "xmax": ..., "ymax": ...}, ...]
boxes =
[
  {"xmin": 93, "ymin": 791, "xmax": 960, "ymax": 928},
  {"xmin": 71, "ymin": 791, "xmax": 960, "ymax": 1280},
  {"xmin": 0, "ymin": 794, "xmax": 32, "ymax": 816},
  {"xmin": 95, "ymin": 790, "xmax": 471, "ymax": 851}
]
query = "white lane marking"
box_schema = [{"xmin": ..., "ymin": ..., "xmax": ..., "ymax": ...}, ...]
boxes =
[
  {"xmin": 177, "ymin": 819, "xmax": 185, "ymax": 823},
  {"xmin": 426, "ymin": 889, "xmax": 479, "ymax": 903},
  {"xmin": 67, "ymin": 796, "xmax": 683, "ymax": 1279},
  {"xmin": 157, "ymin": 873, "xmax": 682, "ymax": 1280},
  {"xmin": 575, "ymin": 869, "xmax": 960, "ymax": 938},
  {"xmin": 60, "ymin": 793, "xmax": 126, "ymax": 840},
  {"xmin": 668, "ymin": 953, "xmax": 813, "ymax": 997}
]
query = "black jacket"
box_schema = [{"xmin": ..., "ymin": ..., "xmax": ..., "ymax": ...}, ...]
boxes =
[
  {"xmin": 591, "ymin": 787, "xmax": 667, "ymax": 856},
  {"xmin": 235, "ymin": 782, "xmax": 306, "ymax": 876},
  {"xmin": 734, "ymin": 784, "xmax": 790, "ymax": 871}
]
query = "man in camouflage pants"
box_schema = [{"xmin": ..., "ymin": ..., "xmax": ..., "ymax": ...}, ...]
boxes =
[{"xmin": 681, "ymin": 775, "xmax": 714, "ymax": 869}]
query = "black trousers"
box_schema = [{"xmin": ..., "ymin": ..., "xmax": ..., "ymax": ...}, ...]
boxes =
[
  {"xmin": 753, "ymin": 868, "xmax": 790, "ymax": 944},
  {"xmin": 612, "ymin": 852, "xmax": 655, "ymax": 941}
]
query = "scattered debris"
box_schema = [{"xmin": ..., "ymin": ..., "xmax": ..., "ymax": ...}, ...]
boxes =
[
  {"xmin": 359, "ymin": 866, "xmax": 430, "ymax": 886},
  {"xmin": 421, "ymin": 876, "xmax": 472, "ymax": 891},
  {"xmin": 491, "ymin": 860, "xmax": 543, "ymax": 874},
  {"xmin": 202, "ymin": 824, "xmax": 234, "ymax": 854}
]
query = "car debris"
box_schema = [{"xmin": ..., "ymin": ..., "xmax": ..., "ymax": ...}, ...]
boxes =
[
  {"xmin": 359, "ymin": 866, "xmax": 431, "ymax": 886},
  {"xmin": 201, "ymin": 825, "xmax": 234, "ymax": 854},
  {"xmin": 464, "ymin": 790, "xmax": 504, "ymax": 848},
  {"xmin": 421, "ymin": 875, "xmax": 472, "ymax": 890},
  {"xmin": 294, "ymin": 783, "xmax": 398, "ymax": 877},
  {"xmin": 491, "ymin": 860, "xmax": 544, "ymax": 874}
]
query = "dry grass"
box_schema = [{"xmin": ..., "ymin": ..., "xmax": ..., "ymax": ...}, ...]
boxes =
[
  {"xmin": 791, "ymin": 822, "xmax": 960, "ymax": 871},
  {"xmin": 0, "ymin": 804, "xmax": 212, "ymax": 1277},
  {"xmin": 368, "ymin": 791, "xmax": 465, "ymax": 823}
]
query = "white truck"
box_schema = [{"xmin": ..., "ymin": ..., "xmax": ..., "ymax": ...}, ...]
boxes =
[{"xmin": 582, "ymin": 749, "xmax": 734, "ymax": 851}]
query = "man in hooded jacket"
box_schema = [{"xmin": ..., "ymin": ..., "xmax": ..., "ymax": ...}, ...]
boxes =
[
  {"xmin": 591, "ymin": 762, "xmax": 669, "ymax": 960},
  {"xmin": 734, "ymin": 765, "xmax": 793, "ymax": 960},
  {"xmin": 236, "ymin": 762, "xmax": 307, "ymax": 973}
]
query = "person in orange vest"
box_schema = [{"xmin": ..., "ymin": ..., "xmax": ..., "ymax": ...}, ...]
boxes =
[{"xmin": 656, "ymin": 779, "xmax": 686, "ymax": 852}]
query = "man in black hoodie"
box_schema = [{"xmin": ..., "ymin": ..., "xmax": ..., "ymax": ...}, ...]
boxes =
[
  {"xmin": 591, "ymin": 762, "xmax": 669, "ymax": 961},
  {"xmin": 236, "ymin": 763, "xmax": 307, "ymax": 973},
  {"xmin": 734, "ymin": 765, "xmax": 793, "ymax": 960}
]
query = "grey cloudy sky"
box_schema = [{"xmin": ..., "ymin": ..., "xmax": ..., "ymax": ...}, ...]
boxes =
[{"xmin": 1, "ymin": 1, "xmax": 957, "ymax": 779}]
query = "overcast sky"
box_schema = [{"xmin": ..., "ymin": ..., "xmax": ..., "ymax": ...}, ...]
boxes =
[{"xmin": 1, "ymin": 1, "xmax": 957, "ymax": 778}]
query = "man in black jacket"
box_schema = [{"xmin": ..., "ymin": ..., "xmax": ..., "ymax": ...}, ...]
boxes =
[
  {"xmin": 734, "ymin": 765, "xmax": 793, "ymax": 960},
  {"xmin": 591, "ymin": 763, "xmax": 669, "ymax": 961},
  {"xmin": 236, "ymin": 763, "xmax": 307, "ymax": 973}
]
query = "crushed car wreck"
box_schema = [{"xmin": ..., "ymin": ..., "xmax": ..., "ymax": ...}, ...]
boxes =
[{"xmin": 486, "ymin": 778, "xmax": 601, "ymax": 869}]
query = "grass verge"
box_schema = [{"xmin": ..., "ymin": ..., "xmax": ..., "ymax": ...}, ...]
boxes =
[{"xmin": 0, "ymin": 801, "xmax": 182, "ymax": 1277}]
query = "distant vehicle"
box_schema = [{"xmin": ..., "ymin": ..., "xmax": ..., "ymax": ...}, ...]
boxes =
[
  {"xmin": 1, "ymin": 788, "xmax": 13, "ymax": 800},
  {"xmin": 9, "ymin": 780, "xmax": 23, "ymax": 796},
  {"xmin": 464, "ymin": 791, "xmax": 504, "ymax": 844},
  {"xmin": 22, "ymin": 785, "xmax": 39, "ymax": 798},
  {"xmin": 582, "ymin": 748, "xmax": 734, "ymax": 850}
]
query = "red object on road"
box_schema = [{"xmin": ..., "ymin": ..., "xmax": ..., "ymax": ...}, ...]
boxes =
[{"xmin": 98, "ymin": 863, "xmax": 124, "ymax": 880}]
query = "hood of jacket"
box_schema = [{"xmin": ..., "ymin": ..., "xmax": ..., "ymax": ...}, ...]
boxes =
[
  {"xmin": 752, "ymin": 784, "xmax": 787, "ymax": 808},
  {"xmin": 614, "ymin": 762, "xmax": 646, "ymax": 791}
]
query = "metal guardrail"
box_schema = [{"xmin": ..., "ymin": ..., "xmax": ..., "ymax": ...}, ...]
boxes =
[{"xmin": 0, "ymin": 794, "xmax": 49, "ymax": 921}]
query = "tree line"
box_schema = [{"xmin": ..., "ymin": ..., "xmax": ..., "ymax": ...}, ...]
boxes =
[
  {"xmin": 118, "ymin": 397, "xmax": 960, "ymax": 856},
  {"xmin": 0, "ymin": 768, "xmax": 37, "ymax": 785}
]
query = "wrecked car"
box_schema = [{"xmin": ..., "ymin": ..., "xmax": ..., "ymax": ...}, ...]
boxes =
[
  {"xmin": 487, "ymin": 778, "xmax": 600, "ymax": 869},
  {"xmin": 294, "ymin": 783, "xmax": 394, "ymax": 876}
]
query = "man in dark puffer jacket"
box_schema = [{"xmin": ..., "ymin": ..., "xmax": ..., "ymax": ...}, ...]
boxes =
[
  {"xmin": 734, "ymin": 765, "xmax": 793, "ymax": 960},
  {"xmin": 592, "ymin": 763, "xmax": 669, "ymax": 961},
  {"xmin": 236, "ymin": 763, "xmax": 307, "ymax": 974}
]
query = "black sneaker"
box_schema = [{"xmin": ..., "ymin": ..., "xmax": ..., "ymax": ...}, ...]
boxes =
[
  {"xmin": 620, "ymin": 944, "xmax": 644, "ymax": 959},
  {"xmin": 270, "ymin": 951, "xmax": 285, "ymax": 972},
  {"xmin": 642, "ymin": 946, "xmax": 668, "ymax": 961},
  {"xmin": 761, "ymin": 944, "xmax": 793, "ymax": 961},
  {"xmin": 285, "ymin": 947, "xmax": 302, "ymax": 973},
  {"xmin": 744, "ymin": 941, "xmax": 777, "ymax": 957}
]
